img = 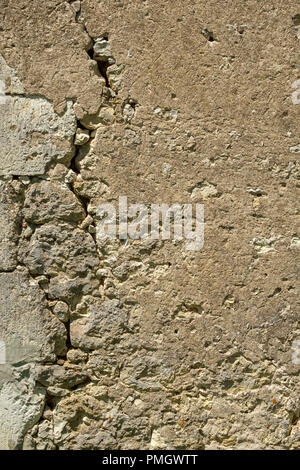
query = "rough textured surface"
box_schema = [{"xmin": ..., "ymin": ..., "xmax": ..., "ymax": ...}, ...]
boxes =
[
  {"xmin": 0, "ymin": 0, "xmax": 299, "ymax": 450},
  {"xmin": 0, "ymin": 97, "xmax": 76, "ymax": 175}
]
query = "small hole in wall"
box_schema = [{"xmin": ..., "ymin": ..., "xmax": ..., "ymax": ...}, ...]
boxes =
[
  {"xmin": 44, "ymin": 393, "xmax": 56, "ymax": 411},
  {"xmin": 86, "ymin": 46, "xmax": 94, "ymax": 60},
  {"xmin": 201, "ymin": 28, "xmax": 215, "ymax": 42},
  {"xmin": 268, "ymin": 287, "xmax": 282, "ymax": 297},
  {"xmin": 97, "ymin": 61, "xmax": 110, "ymax": 88},
  {"xmin": 292, "ymin": 14, "xmax": 300, "ymax": 26},
  {"xmin": 174, "ymin": 329, "xmax": 178, "ymax": 334},
  {"xmin": 291, "ymin": 416, "xmax": 297, "ymax": 425},
  {"xmin": 76, "ymin": 120, "xmax": 87, "ymax": 131}
]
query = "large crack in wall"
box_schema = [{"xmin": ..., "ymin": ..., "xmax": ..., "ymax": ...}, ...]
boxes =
[{"xmin": 0, "ymin": 0, "xmax": 299, "ymax": 450}]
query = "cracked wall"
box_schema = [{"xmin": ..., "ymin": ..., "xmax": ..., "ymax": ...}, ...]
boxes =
[{"xmin": 0, "ymin": 0, "xmax": 299, "ymax": 450}]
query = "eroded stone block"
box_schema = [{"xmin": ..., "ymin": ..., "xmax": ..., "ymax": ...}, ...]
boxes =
[
  {"xmin": 70, "ymin": 300, "xmax": 128, "ymax": 350},
  {"xmin": 23, "ymin": 180, "xmax": 85, "ymax": 224},
  {"xmin": 0, "ymin": 180, "xmax": 22, "ymax": 271},
  {"xmin": 0, "ymin": 268, "xmax": 67, "ymax": 362},
  {"xmin": 0, "ymin": 97, "xmax": 76, "ymax": 175},
  {"xmin": 0, "ymin": 365, "xmax": 45, "ymax": 450}
]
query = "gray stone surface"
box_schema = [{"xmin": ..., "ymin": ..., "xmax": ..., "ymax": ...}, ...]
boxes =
[
  {"xmin": 0, "ymin": 365, "xmax": 45, "ymax": 450},
  {"xmin": 0, "ymin": 54, "xmax": 24, "ymax": 95},
  {"xmin": 70, "ymin": 300, "xmax": 128, "ymax": 350},
  {"xmin": 0, "ymin": 180, "xmax": 22, "ymax": 271},
  {"xmin": 23, "ymin": 180, "xmax": 85, "ymax": 224},
  {"xmin": 0, "ymin": 269, "xmax": 67, "ymax": 363},
  {"xmin": 0, "ymin": 96, "xmax": 76, "ymax": 175}
]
